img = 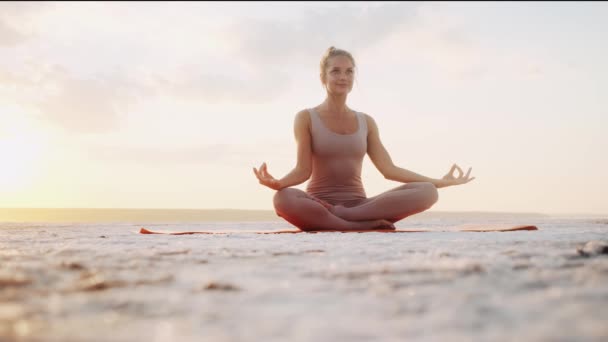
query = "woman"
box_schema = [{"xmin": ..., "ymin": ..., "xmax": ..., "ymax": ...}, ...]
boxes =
[{"xmin": 253, "ymin": 47, "xmax": 475, "ymax": 231}]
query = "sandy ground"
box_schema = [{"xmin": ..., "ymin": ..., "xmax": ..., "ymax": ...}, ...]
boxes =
[{"xmin": 1, "ymin": 217, "xmax": 607, "ymax": 341}]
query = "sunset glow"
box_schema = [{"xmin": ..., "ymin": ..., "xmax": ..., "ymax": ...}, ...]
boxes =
[{"xmin": 1, "ymin": 2, "xmax": 607, "ymax": 215}]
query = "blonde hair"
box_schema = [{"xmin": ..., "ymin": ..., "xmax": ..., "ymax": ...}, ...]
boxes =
[{"xmin": 319, "ymin": 46, "xmax": 356, "ymax": 85}]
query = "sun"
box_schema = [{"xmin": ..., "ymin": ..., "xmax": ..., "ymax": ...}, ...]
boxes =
[
  {"xmin": 0, "ymin": 134, "xmax": 43, "ymax": 192},
  {"xmin": 0, "ymin": 106, "xmax": 46, "ymax": 194}
]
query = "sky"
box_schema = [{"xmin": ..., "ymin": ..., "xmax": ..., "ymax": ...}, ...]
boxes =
[{"xmin": 1, "ymin": 1, "xmax": 607, "ymax": 215}]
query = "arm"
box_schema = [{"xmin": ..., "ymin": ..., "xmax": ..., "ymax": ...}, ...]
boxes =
[
  {"xmin": 365, "ymin": 114, "xmax": 462, "ymax": 189},
  {"xmin": 253, "ymin": 110, "xmax": 313, "ymax": 190},
  {"xmin": 276, "ymin": 110, "xmax": 313, "ymax": 189}
]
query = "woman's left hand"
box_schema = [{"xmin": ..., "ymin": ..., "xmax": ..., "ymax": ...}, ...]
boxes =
[{"xmin": 441, "ymin": 164, "xmax": 475, "ymax": 187}]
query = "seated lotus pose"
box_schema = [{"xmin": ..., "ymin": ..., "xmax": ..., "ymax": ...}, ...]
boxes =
[{"xmin": 253, "ymin": 46, "xmax": 475, "ymax": 232}]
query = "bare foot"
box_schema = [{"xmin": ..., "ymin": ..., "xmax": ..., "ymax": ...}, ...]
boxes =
[
  {"xmin": 353, "ymin": 219, "xmax": 395, "ymax": 231},
  {"xmin": 329, "ymin": 204, "xmax": 349, "ymax": 220},
  {"xmin": 372, "ymin": 219, "xmax": 396, "ymax": 230}
]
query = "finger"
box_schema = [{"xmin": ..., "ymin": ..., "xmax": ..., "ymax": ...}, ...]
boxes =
[
  {"xmin": 456, "ymin": 165, "xmax": 463, "ymax": 178},
  {"xmin": 455, "ymin": 164, "xmax": 464, "ymax": 179},
  {"xmin": 463, "ymin": 177, "xmax": 475, "ymax": 184},
  {"xmin": 445, "ymin": 164, "xmax": 456, "ymax": 179},
  {"xmin": 465, "ymin": 167, "xmax": 472, "ymax": 179},
  {"xmin": 449, "ymin": 164, "xmax": 456, "ymax": 176},
  {"xmin": 255, "ymin": 168, "xmax": 267, "ymax": 181},
  {"xmin": 254, "ymin": 168, "xmax": 270, "ymax": 183},
  {"xmin": 263, "ymin": 165, "xmax": 272, "ymax": 178}
]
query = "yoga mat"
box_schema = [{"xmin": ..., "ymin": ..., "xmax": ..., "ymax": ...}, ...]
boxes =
[{"xmin": 139, "ymin": 224, "xmax": 538, "ymax": 235}]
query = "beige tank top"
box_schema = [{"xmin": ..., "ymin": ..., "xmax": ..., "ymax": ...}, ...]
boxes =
[{"xmin": 305, "ymin": 107, "xmax": 368, "ymax": 206}]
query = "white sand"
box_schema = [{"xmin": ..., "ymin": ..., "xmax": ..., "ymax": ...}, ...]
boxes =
[{"xmin": 1, "ymin": 216, "xmax": 607, "ymax": 341}]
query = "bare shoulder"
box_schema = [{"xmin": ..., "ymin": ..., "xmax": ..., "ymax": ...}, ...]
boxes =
[
  {"xmin": 293, "ymin": 109, "xmax": 313, "ymax": 137},
  {"xmin": 295, "ymin": 108, "xmax": 311, "ymax": 120},
  {"xmin": 294, "ymin": 109, "xmax": 312, "ymax": 127}
]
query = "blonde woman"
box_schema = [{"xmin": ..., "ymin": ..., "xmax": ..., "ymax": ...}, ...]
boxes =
[{"xmin": 254, "ymin": 47, "xmax": 474, "ymax": 231}]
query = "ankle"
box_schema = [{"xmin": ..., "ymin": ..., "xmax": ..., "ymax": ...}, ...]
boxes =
[{"xmin": 330, "ymin": 204, "xmax": 349, "ymax": 220}]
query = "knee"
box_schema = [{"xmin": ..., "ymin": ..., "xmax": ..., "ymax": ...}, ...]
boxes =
[
  {"xmin": 273, "ymin": 188, "xmax": 297, "ymax": 211},
  {"xmin": 421, "ymin": 182, "xmax": 439, "ymax": 209}
]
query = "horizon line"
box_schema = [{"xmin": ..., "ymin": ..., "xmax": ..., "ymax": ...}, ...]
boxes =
[{"xmin": 0, "ymin": 207, "xmax": 605, "ymax": 217}]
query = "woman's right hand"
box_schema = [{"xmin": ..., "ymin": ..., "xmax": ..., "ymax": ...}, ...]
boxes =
[{"xmin": 253, "ymin": 162, "xmax": 282, "ymax": 191}]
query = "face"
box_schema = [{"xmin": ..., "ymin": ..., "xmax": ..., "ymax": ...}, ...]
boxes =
[{"xmin": 322, "ymin": 55, "xmax": 355, "ymax": 95}]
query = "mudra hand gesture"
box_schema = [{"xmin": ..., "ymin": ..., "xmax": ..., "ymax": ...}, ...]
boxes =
[
  {"xmin": 253, "ymin": 162, "xmax": 281, "ymax": 191},
  {"xmin": 442, "ymin": 163, "xmax": 475, "ymax": 187}
]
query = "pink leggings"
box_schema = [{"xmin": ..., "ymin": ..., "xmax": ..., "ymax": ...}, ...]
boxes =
[{"xmin": 273, "ymin": 182, "xmax": 439, "ymax": 231}]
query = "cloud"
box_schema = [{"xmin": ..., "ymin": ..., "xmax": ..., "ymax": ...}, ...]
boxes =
[
  {"xmin": 0, "ymin": 18, "xmax": 26, "ymax": 46},
  {"xmin": 93, "ymin": 144, "xmax": 234, "ymax": 164},
  {"xmin": 364, "ymin": 4, "xmax": 556, "ymax": 82},
  {"xmin": 36, "ymin": 75, "xmax": 136, "ymax": 133},
  {"xmin": 0, "ymin": 2, "xmax": 54, "ymax": 46},
  {"xmin": 122, "ymin": 3, "xmax": 422, "ymax": 104},
  {"xmin": 156, "ymin": 65, "xmax": 291, "ymax": 104},
  {"xmin": 226, "ymin": 3, "xmax": 421, "ymax": 67},
  {"xmin": 1, "ymin": 2, "xmax": 554, "ymax": 135},
  {"xmin": 0, "ymin": 57, "xmax": 289, "ymax": 134},
  {"xmin": 0, "ymin": 1, "xmax": 53, "ymax": 15},
  {"xmin": 0, "ymin": 3, "xmax": 424, "ymax": 134},
  {"xmin": 88, "ymin": 141, "xmax": 292, "ymax": 167},
  {"xmin": 0, "ymin": 63, "xmax": 150, "ymax": 134}
]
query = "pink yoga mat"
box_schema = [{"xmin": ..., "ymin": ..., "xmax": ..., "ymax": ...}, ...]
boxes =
[{"xmin": 139, "ymin": 224, "xmax": 538, "ymax": 235}]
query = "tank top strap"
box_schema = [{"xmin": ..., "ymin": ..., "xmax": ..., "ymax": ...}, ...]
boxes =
[
  {"xmin": 355, "ymin": 111, "xmax": 367, "ymax": 135},
  {"xmin": 308, "ymin": 107, "xmax": 320, "ymax": 123},
  {"xmin": 307, "ymin": 107, "xmax": 322, "ymax": 134}
]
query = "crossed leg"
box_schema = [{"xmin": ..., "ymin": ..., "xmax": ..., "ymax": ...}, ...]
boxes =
[
  {"xmin": 272, "ymin": 188, "xmax": 395, "ymax": 231},
  {"xmin": 330, "ymin": 182, "xmax": 439, "ymax": 223},
  {"xmin": 273, "ymin": 182, "xmax": 438, "ymax": 231}
]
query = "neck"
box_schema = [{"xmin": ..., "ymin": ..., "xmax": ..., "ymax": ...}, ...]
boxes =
[{"xmin": 322, "ymin": 93, "xmax": 349, "ymax": 115}]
